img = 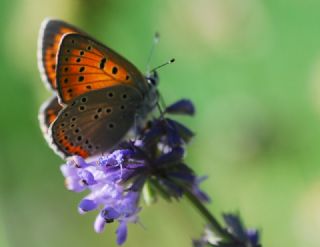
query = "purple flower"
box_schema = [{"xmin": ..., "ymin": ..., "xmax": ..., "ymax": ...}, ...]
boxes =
[{"xmin": 60, "ymin": 99, "xmax": 209, "ymax": 245}]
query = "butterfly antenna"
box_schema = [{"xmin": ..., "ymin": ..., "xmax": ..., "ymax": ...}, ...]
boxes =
[
  {"xmin": 146, "ymin": 32, "xmax": 160, "ymax": 74},
  {"xmin": 151, "ymin": 58, "xmax": 175, "ymax": 73}
]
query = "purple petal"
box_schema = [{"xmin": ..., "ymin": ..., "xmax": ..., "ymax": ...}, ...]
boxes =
[
  {"xmin": 64, "ymin": 177, "xmax": 85, "ymax": 192},
  {"xmin": 60, "ymin": 164, "xmax": 77, "ymax": 177},
  {"xmin": 100, "ymin": 156, "xmax": 118, "ymax": 167},
  {"xmin": 78, "ymin": 199, "xmax": 98, "ymax": 214},
  {"xmin": 192, "ymin": 187, "xmax": 211, "ymax": 203},
  {"xmin": 101, "ymin": 207, "xmax": 120, "ymax": 221},
  {"xmin": 121, "ymin": 192, "xmax": 140, "ymax": 208},
  {"xmin": 71, "ymin": 155, "xmax": 89, "ymax": 168},
  {"xmin": 125, "ymin": 162, "xmax": 146, "ymax": 169},
  {"xmin": 77, "ymin": 170, "xmax": 96, "ymax": 185},
  {"xmin": 99, "ymin": 149, "xmax": 135, "ymax": 167},
  {"xmin": 104, "ymin": 169, "xmax": 124, "ymax": 182},
  {"xmin": 117, "ymin": 192, "xmax": 141, "ymax": 218},
  {"xmin": 246, "ymin": 229, "xmax": 260, "ymax": 246},
  {"xmin": 120, "ymin": 169, "xmax": 146, "ymax": 183},
  {"xmin": 120, "ymin": 149, "xmax": 136, "ymax": 157},
  {"xmin": 166, "ymin": 99, "xmax": 195, "ymax": 116},
  {"xmin": 116, "ymin": 221, "xmax": 128, "ymax": 245},
  {"xmin": 191, "ymin": 176, "xmax": 211, "ymax": 202},
  {"xmin": 142, "ymin": 120, "xmax": 165, "ymax": 145},
  {"xmin": 164, "ymin": 119, "xmax": 186, "ymax": 146},
  {"xmin": 94, "ymin": 213, "xmax": 106, "ymax": 233},
  {"xmin": 167, "ymin": 119, "xmax": 194, "ymax": 143}
]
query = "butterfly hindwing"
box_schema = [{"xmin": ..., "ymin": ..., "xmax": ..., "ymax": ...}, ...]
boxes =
[
  {"xmin": 56, "ymin": 33, "xmax": 148, "ymax": 104},
  {"xmin": 50, "ymin": 85, "xmax": 143, "ymax": 158},
  {"xmin": 38, "ymin": 19, "xmax": 84, "ymax": 90},
  {"xmin": 39, "ymin": 95, "xmax": 63, "ymax": 141}
]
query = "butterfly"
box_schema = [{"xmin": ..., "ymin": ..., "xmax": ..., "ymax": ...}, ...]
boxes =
[{"xmin": 38, "ymin": 18, "xmax": 159, "ymax": 159}]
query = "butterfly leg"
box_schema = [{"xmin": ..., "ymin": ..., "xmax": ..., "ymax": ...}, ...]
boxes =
[{"xmin": 132, "ymin": 113, "xmax": 140, "ymax": 142}]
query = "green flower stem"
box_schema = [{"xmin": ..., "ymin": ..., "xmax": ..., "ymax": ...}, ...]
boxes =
[{"xmin": 185, "ymin": 189, "xmax": 236, "ymax": 242}]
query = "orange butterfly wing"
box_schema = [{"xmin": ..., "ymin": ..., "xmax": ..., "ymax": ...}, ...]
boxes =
[
  {"xmin": 56, "ymin": 33, "xmax": 149, "ymax": 104},
  {"xmin": 38, "ymin": 19, "xmax": 84, "ymax": 90},
  {"xmin": 37, "ymin": 19, "xmax": 83, "ymax": 152},
  {"xmin": 39, "ymin": 96, "xmax": 62, "ymax": 135},
  {"xmin": 38, "ymin": 20, "xmax": 153, "ymax": 159}
]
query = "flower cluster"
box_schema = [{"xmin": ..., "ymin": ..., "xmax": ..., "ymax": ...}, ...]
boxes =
[
  {"xmin": 60, "ymin": 99, "xmax": 209, "ymax": 245},
  {"xmin": 193, "ymin": 214, "xmax": 261, "ymax": 247}
]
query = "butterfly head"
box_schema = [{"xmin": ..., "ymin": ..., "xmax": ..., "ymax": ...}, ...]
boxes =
[
  {"xmin": 145, "ymin": 58, "xmax": 175, "ymax": 88},
  {"xmin": 142, "ymin": 71, "xmax": 159, "ymax": 114},
  {"xmin": 143, "ymin": 58, "xmax": 175, "ymax": 114},
  {"xmin": 146, "ymin": 70, "xmax": 159, "ymax": 87}
]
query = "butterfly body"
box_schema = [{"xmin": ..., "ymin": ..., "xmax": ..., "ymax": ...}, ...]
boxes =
[{"xmin": 38, "ymin": 19, "xmax": 158, "ymax": 159}]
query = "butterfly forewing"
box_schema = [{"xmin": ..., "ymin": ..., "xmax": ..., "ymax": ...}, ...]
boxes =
[
  {"xmin": 50, "ymin": 85, "xmax": 143, "ymax": 158},
  {"xmin": 38, "ymin": 19, "xmax": 84, "ymax": 90},
  {"xmin": 56, "ymin": 33, "xmax": 148, "ymax": 104}
]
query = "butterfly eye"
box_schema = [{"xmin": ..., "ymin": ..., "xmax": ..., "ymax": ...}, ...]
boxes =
[
  {"xmin": 148, "ymin": 78, "xmax": 157, "ymax": 87},
  {"xmin": 147, "ymin": 71, "xmax": 159, "ymax": 87}
]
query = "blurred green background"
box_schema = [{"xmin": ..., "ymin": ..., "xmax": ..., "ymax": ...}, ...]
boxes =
[{"xmin": 1, "ymin": 0, "xmax": 320, "ymax": 246}]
